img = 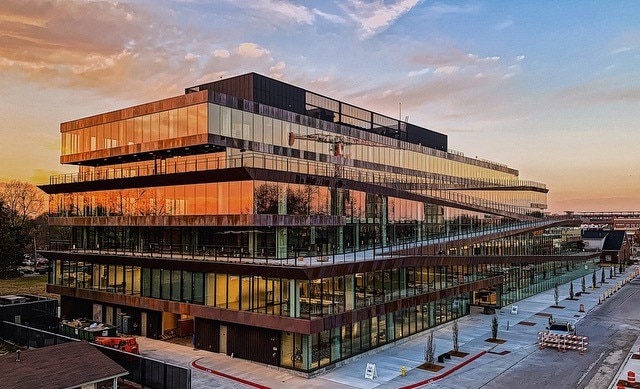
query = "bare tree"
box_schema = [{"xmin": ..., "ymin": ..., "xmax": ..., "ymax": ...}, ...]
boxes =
[
  {"xmin": 491, "ymin": 315, "xmax": 499, "ymax": 340},
  {"xmin": 0, "ymin": 180, "xmax": 46, "ymax": 228},
  {"xmin": 452, "ymin": 320, "xmax": 459, "ymax": 353},
  {"xmin": 569, "ymin": 281, "xmax": 574, "ymax": 300},
  {"xmin": 425, "ymin": 331, "xmax": 435, "ymax": 364},
  {"xmin": 581, "ymin": 276, "xmax": 586, "ymax": 293},
  {"xmin": 554, "ymin": 284, "xmax": 559, "ymax": 306}
]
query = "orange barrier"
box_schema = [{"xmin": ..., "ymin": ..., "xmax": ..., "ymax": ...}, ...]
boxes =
[
  {"xmin": 628, "ymin": 370, "xmax": 636, "ymax": 383},
  {"xmin": 538, "ymin": 332, "xmax": 589, "ymax": 355}
]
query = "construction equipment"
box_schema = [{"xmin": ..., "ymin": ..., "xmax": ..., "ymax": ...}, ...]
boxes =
[
  {"xmin": 288, "ymin": 131, "xmax": 384, "ymax": 177},
  {"xmin": 288, "ymin": 132, "xmax": 383, "ymax": 157},
  {"xmin": 94, "ymin": 336, "xmax": 140, "ymax": 354}
]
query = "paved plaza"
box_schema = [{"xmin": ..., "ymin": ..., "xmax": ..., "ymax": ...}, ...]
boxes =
[{"xmin": 136, "ymin": 265, "xmax": 640, "ymax": 389}]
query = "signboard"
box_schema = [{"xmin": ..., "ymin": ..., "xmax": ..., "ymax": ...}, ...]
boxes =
[
  {"xmin": 511, "ymin": 305, "xmax": 518, "ymax": 315},
  {"xmin": 364, "ymin": 362, "xmax": 377, "ymax": 380}
]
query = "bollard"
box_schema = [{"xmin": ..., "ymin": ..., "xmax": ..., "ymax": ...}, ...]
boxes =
[
  {"xmin": 507, "ymin": 320, "xmax": 510, "ymax": 331},
  {"xmin": 401, "ymin": 366, "xmax": 406, "ymax": 377},
  {"xmin": 579, "ymin": 304, "xmax": 584, "ymax": 312}
]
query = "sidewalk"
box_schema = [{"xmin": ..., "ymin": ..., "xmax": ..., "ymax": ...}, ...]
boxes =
[{"xmin": 136, "ymin": 265, "xmax": 640, "ymax": 389}]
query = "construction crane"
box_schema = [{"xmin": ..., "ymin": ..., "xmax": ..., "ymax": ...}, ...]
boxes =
[{"xmin": 288, "ymin": 131, "xmax": 385, "ymax": 176}]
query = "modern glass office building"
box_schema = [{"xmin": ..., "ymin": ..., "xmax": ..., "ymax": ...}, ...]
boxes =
[{"xmin": 40, "ymin": 73, "xmax": 591, "ymax": 374}]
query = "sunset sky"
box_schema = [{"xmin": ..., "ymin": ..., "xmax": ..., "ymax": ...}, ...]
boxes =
[{"xmin": 1, "ymin": 1, "xmax": 638, "ymax": 213}]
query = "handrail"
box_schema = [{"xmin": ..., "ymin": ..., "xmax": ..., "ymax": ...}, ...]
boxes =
[
  {"xmin": 44, "ymin": 217, "xmax": 578, "ymax": 267},
  {"xmin": 46, "ymin": 153, "xmax": 547, "ymax": 220}
]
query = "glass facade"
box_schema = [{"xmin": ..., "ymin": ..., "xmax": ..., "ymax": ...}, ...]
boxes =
[
  {"xmin": 49, "ymin": 253, "xmax": 594, "ymax": 371},
  {"xmin": 42, "ymin": 73, "xmax": 582, "ymax": 374}
]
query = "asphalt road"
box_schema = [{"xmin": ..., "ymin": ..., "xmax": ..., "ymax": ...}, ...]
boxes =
[{"xmin": 480, "ymin": 279, "xmax": 640, "ymax": 389}]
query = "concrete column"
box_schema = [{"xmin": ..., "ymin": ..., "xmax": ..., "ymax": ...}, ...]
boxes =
[
  {"xmin": 301, "ymin": 334, "xmax": 311, "ymax": 371},
  {"xmin": 381, "ymin": 196, "xmax": 388, "ymax": 246},
  {"xmin": 400, "ymin": 268, "xmax": 407, "ymax": 298},
  {"xmin": 248, "ymin": 231, "xmax": 257, "ymax": 257},
  {"xmin": 345, "ymin": 275, "xmax": 355, "ymax": 311},
  {"xmin": 386, "ymin": 312, "xmax": 395, "ymax": 341},
  {"xmin": 276, "ymin": 227, "xmax": 288, "ymax": 259},
  {"xmin": 331, "ymin": 327, "xmax": 341, "ymax": 361},
  {"xmin": 337, "ymin": 226, "xmax": 344, "ymax": 253},
  {"xmin": 289, "ymin": 280, "xmax": 300, "ymax": 318}
]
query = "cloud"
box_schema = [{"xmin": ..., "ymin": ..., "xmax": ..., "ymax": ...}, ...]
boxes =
[
  {"xmin": 270, "ymin": 61, "xmax": 286, "ymax": 72},
  {"xmin": 224, "ymin": 0, "xmax": 315, "ymax": 25},
  {"xmin": 312, "ymin": 8, "xmax": 345, "ymax": 24},
  {"xmin": 408, "ymin": 68, "xmax": 430, "ymax": 77},
  {"xmin": 0, "ymin": 0, "xmax": 194, "ymax": 98},
  {"xmin": 237, "ymin": 43, "xmax": 270, "ymax": 58},
  {"xmin": 0, "ymin": 1, "xmax": 289, "ymax": 101},
  {"xmin": 0, "ymin": 1, "xmax": 144, "ymax": 63},
  {"xmin": 434, "ymin": 66, "xmax": 460, "ymax": 75},
  {"xmin": 339, "ymin": 0, "xmax": 420, "ymax": 39},
  {"xmin": 494, "ymin": 19, "xmax": 513, "ymax": 31},
  {"xmin": 184, "ymin": 53, "xmax": 200, "ymax": 62},
  {"xmin": 611, "ymin": 46, "xmax": 631, "ymax": 55},
  {"xmin": 426, "ymin": 2, "xmax": 480, "ymax": 17},
  {"xmin": 411, "ymin": 49, "xmax": 502, "ymax": 68},
  {"xmin": 213, "ymin": 49, "xmax": 231, "ymax": 58},
  {"xmin": 553, "ymin": 78, "xmax": 640, "ymax": 105}
]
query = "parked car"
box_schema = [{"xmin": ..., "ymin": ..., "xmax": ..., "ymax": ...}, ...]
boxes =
[
  {"xmin": 22, "ymin": 255, "xmax": 35, "ymax": 266},
  {"xmin": 36, "ymin": 257, "xmax": 49, "ymax": 266},
  {"xmin": 17, "ymin": 265, "xmax": 34, "ymax": 275}
]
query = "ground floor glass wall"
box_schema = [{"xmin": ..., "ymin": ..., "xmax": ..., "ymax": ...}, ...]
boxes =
[{"xmin": 280, "ymin": 293, "xmax": 470, "ymax": 372}]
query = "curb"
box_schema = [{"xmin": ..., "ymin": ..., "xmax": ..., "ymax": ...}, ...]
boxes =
[
  {"xmin": 191, "ymin": 358, "xmax": 272, "ymax": 389},
  {"xmin": 398, "ymin": 350, "xmax": 488, "ymax": 389}
]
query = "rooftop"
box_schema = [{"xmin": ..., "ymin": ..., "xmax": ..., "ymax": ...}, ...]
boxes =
[{"xmin": 0, "ymin": 341, "xmax": 128, "ymax": 389}]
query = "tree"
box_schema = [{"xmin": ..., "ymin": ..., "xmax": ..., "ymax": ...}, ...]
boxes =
[
  {"xmin": 581, "ymin": 276, "xmax": 586, "ymax": 293},
  {"xmin": 569, "ymin": 281, "xmax": 574, "ymax": 300},
  {"xmin": 0, "ymin": 180, "xmax": 45, "ymax": 229},
  {"xmin": 554, "ymin": 284, "xmax": 559, "ymax": 306},
  {"xmin": 0, "ymin": 200, "xmax": 24, "ymax": 278},
  {"xmin": 425, "ymin": 331, "xmax": 435, "ymax": 364},
  {"xmin": 0, "ymin": 181, "xmax": 46, "ymax": 278},
  {"xmin": 609, "ymin": 266, "xmax": 613, "ymax": 279},
  {"xmin": 592, "ymin": 270, "xmax": 597, "ymax": 289},
  {"xmin": 601, "ymin": 267, "xmax": 605, "ymax": 284},
  {"xmin": 255, "ymin": 184, "xmax": 280, "ymax": 214},
  {"xmin": 491, "ymin": 315, "xmax": 499, "ymax": 340},
  {"xmin": 452, "ymin": 320, "xmax": 459, "ymax": 353}
]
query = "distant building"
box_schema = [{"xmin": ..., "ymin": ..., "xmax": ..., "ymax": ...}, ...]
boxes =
[
  {"xmin": 582, "ymin": 229, "xmax": 609, "ymax": 252},
  {"xmin": 0, "ymin": 294, "xmax": 57, "ymax": 331},
  {"xmin": 600, "ymin": 230, "xmax": 630, "ymax": 265},
  {"xmin": 0, "ymin": 341, "xmax": 128, "ymax": 389}
]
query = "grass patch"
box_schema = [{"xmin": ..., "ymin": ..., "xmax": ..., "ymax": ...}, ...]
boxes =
[{"xmin": 0, "ymin": 275, "xmax": 58, "ymax": 300}]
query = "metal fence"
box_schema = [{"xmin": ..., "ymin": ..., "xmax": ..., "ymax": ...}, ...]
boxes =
[{"xmin": 1, "ymin": 321, "xmax": 190, "ymax": 389}]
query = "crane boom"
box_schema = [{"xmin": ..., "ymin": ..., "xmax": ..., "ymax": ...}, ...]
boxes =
[{"xmin": 288, "ymin": 132, "xmax": 382, "ymax": 157}]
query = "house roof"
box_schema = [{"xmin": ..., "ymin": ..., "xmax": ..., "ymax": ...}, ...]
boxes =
[
  {"xmin": 0, "ymin": 341, "xmax": 128, "ymax": 389},
  {"xmin": 582, "ymin": 229, "xmax": 609, "ymax": 239},
  {"xmin": 602, "ymin": 230, "xmax": 627, "ymax": 251}
]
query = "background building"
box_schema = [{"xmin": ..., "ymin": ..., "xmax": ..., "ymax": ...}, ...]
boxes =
[{"xmin": 39, "ymin": 73, "xmax": 590, "ymax": 374}]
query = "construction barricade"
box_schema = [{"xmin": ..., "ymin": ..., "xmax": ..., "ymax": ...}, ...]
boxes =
[{"xmin": 538, "ymin": 332, "xmax": 589, "ymax": 355}]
